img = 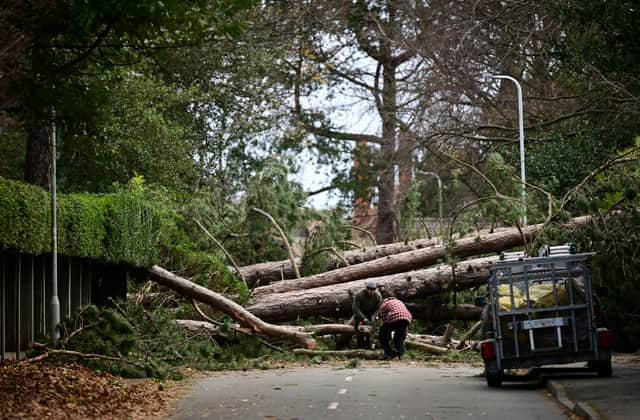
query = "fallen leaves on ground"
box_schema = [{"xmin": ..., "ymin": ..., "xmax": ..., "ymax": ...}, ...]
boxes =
[{"xmin": 0, "ymin": 360, "xmax": 178, "ymax": 420}]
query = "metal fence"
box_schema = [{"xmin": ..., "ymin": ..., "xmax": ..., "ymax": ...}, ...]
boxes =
[{"xmin": 0, "ymin": 249, "xmax": 128, "ymax": 360}]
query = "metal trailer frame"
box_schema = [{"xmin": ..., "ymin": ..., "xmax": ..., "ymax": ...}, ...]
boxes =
[{"xmin": 483, "ymin": 251, "xmax": 610, "ymax": 377}]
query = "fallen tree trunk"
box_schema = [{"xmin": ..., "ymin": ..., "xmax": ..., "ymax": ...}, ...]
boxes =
[
  {"xmin": 404, "ymin": 303, "xmax": 482, "ymax": 322},
  {"xmin": 178, "ymin": 320, "xmax": 355, "ymax": 338},
  {"xmin": 250, "ymin": 216, "xmax": 593, "ymax": 297},
  {"xmin": 149, "ymin": 265, "xmax": 316, "ymax": 349},
  {"xmin": 238, "ymin": 236, "xmax": 445, "ymax": 287},
  {"xmin": 246, "ymin": 256, "xmax": 496, "ymax": 322},
  {"xmin": 238, "ymin": 226, "xmax": 513, "ymax": 287}
]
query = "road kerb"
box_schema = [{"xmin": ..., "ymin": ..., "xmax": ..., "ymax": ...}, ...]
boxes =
[
  {"xmin": 545, "ymin": 380, "xmax": 573, "ymax": 411},
  {"xmin": 574, "ymin": 401, "xmax": 601, "ymax": 420},
  {"xmin": 545, "ymin": 379, "xmax": 601, "ymax": 420}
]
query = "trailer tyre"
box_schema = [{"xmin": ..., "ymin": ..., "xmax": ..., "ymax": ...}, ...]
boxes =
[
  {"xmin": 486, "ymin": 369, "xmax": 503, "ymax": 387},
  {"xmin": 596, "ymin": 359, "xmax": 612, "ymax": 377}
]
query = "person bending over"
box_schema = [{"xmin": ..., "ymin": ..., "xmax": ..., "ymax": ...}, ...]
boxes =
[{"xmin": 378, "ymin": 295, "xmax": 413, "ymax": 360}]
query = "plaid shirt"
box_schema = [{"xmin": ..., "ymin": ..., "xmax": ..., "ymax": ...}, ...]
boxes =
[{"xmin": 379, "ymin": 297, "xmax": 413, "ymax": 324}]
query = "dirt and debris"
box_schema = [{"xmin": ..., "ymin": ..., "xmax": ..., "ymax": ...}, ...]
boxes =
[{"xmin": 0, "ymin": 360, "xmax": 191, "ymax": 420}]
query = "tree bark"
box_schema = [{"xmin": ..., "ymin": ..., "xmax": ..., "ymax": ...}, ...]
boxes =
[
  {"xmin": 404, "ymin": 303, "xmax": 482, "ymax": 322},
  {"xmin": 246, "ymin": 256, "xmax": 496, "ymax": 322},
  {"xmin": 456, "ymin": 320, "xmax": 484, "ymax": 350},
  {"xmin": 405, "ymin": 339, "xmax": 448, "ymax": 355},
  {"xmin": 407, "ymin": 333, "xmax": 462, "ymax": 348},
  {"xmin": 238, "ymin": 235, "xmax": 445, "ymax": 287},
  {"xmin": 25, "ymin": 124, "xmax": 51, "ymax": 188},
  {"xmin": 285, "ymin": 324, "xmax": 355, "ymax": 336},
  {"xmin": 149, "ymin": 265, "xmax": 316, "ymax": 349},
  {"xmin": 250, "ymin": 215, "xmax": 593, "ymax": 297}
]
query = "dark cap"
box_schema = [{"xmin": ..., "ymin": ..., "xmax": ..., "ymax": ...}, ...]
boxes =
[{"xmin": 366, "ymin": 281, "xmax": 377, "ymax": 290}]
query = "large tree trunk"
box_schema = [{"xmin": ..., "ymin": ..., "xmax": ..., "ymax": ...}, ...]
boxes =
[
  {"xmin": 404, "ymin": 303, "xmax": 482, "ymax": 322},
  {"xmin": 25, "ymin": 124, "xmax": 51, "ymax": 188},
  {"xmin": 250, "ymin": 215, "xmax": 592, "ymax": 298},
  {"xmin": 238, "ymin": 235, "xmax": 445, "ymax": 287},
  {"xmin": 246, "ymin": 256, "xmax": 496, "ymax": 322},
  {"xmin": 149, "ymin": 265, "xmax": 316, "ymax": 349}
]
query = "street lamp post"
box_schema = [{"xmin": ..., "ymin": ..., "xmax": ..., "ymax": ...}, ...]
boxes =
[
  {"xmin": 416, "ymin": 170, "xmax": 443, "ymax": 239},
  {"xmin": 491, "ymin": 75, "xmax": 527, "ymax": 226},
  {"xmin": 50, "ymin": 114, "xmax": 60, "ymax": 342}
]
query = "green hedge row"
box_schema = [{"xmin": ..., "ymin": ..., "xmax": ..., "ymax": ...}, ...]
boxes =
[{"xmin": 0, "ymin": 178, "xmax": 159, "ymax": 267}]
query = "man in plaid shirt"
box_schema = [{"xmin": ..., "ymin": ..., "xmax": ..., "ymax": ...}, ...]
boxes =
[{"xmin": 378, "ymin": 296, "xmax": 413, "ymax": 360}]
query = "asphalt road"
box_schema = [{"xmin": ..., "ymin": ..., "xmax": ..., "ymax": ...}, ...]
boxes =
[{"xmin": 172, "ymin": 363, "xmax": 569, "ymax": 420}]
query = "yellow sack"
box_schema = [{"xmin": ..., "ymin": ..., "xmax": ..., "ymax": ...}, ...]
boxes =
[
  {"xmin": 534, "ymin": 278, "xmax": 585, "ymax": 308},
  {"xmin": 528, "ymin": 284, "xmax": 555, "ymax": 303},
  {"xmin": 497, "ymin": 284, "xmax": 526, "ymax": 311}
]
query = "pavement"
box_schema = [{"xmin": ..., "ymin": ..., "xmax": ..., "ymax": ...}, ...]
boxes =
[{"xmin": 541, "ymin": 355, "xmax": 640, "ymax": 420}]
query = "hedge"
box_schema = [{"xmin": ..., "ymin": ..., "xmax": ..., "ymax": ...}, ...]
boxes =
[{"xmin": 0, "ymin": 178, "xmax": 159, "ymax": 267}]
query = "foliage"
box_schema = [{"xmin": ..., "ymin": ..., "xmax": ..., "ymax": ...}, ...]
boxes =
[
  {"xmin": 54, "ymin": 297, "xmax": 314, "ymax": 376},
  {"xmin": 536, "ymin": 143, "xmax": 640, "ymax": 351},
  {"xmin": 300, "ymin": 207, "xmax": 352, "ymax": 276},
  {"xmin": 55, "ymin": 302, "xmax": 219, "ymax": 379},
  {"xmin": 397, "ymin": 181, "xmax": 427, "ymax": 242},
  {"xmin": 0, "ymin": 177, "xmax": 159, "ymax": 267},
  {"xmin": 61, "ymin": 305, "xmax": 136, "ymax": 362},
  {"xmin": 127, "ymin": 159, "xmax": 310, "ymax": 294},
  {"xmin": 57, "ymin": 69, "xmax": 202, "ymax": 193},
  {"xmin": 230, "ymin": 159, "xmax": 307, "ymax": 265},
  {"xmin": 0, "ymin": 0, "xmax": 259, "ymax": 196},
  {"xmin": 139, "ymin": 185, "xmax": 246, "ymax": 296},
  {"xmin": 506, "ymin": 128, "xmax": 634, "ymax": 196},
  {"xmin": 4, "ymin": 0, "xmax": 256, "ymax": 121}
]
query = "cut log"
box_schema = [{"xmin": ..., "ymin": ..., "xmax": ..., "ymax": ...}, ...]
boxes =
[
  {"xmin": 456, "ymin": 320, "xmax": 483, "ymax": 350},
  {"xmin": 407, "ymin": 333, "xmax": 461, "ymax": 348},
  {"xmin": 442, "ymin": 324, "xmax": 455, "ymax": 345},
  {"xmin": 246, "ymin": 256, "xmax": 496, "ymax": 322},
  {"xmin": 249, "ymin": 216, "xmax": 593, "ymax": 297},
  {"xmin": 405, "ymin": 339, "xmax": 448, "ymax": 355},
  {"xmin": 149, "ymin": 265, "xmax": 316, "ymax": 349}
]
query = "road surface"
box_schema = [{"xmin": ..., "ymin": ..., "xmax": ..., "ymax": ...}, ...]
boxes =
[{"xmin": 172, "ymin": 363, "xmax": 569, "ymax": 419}]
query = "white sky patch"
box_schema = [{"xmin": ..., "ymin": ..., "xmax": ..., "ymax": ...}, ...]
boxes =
[{"xmin": 291, "ymin": 77, "xmax": 380, "ymax": 210}]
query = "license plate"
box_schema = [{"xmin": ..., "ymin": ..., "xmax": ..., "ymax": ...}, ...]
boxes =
[{"xmin": 521, "ymin": 317, "xmax": 567, "ymax": 330}]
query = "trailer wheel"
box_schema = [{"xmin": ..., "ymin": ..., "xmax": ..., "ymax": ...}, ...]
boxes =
[
  {"xmin": 588, "ymin": 360, "xmax": 612, "ymax": 377},
  {"xmin": 596, "ymin": 359, "xmax": 612, "ymax": 377},
  {"xmin": 486, "ymin": 369, "xmax": 503, "ymax": 387}
]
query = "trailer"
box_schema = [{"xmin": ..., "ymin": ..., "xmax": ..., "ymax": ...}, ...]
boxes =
[{"xmin": 478, "ymin": 244, "xmax": 613, "ymax": 387}]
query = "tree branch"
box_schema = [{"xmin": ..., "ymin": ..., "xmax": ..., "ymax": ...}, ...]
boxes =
[{"xmin": 251, "ymin": 207, "xmax": 301, "ymax": 279}]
